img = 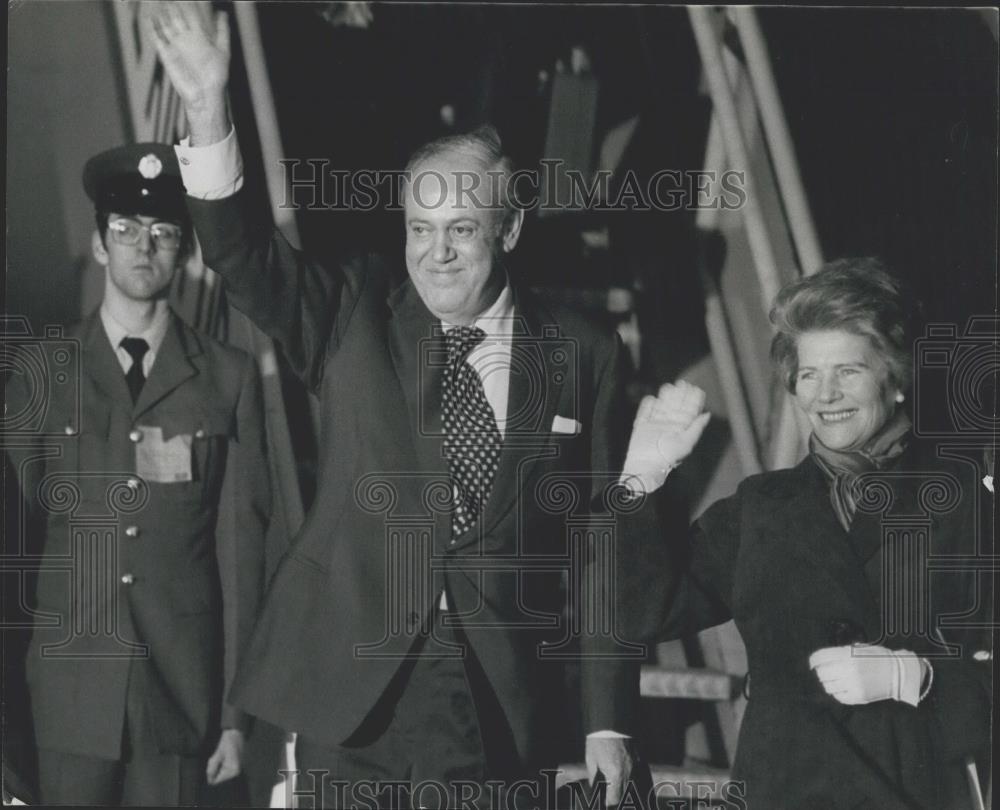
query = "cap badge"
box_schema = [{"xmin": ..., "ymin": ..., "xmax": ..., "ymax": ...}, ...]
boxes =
[{"xmin": 138, "ymin": 153, "xmax": 163, "ymax": 179}]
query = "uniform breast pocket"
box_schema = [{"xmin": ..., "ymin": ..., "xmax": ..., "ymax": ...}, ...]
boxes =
[
  {"xmin": 189, "ymin": 409, "xmax": 234, "ymax": 500},
  {"xmin": 144, "ymin": 409, "xmax": 233, "ymax": 504},
  {"xmin": 43, "ymin": 396, "xmax": 110, "ymax": 478},
  {"xmin": 53, "ymin": 401, "xmax": 111, "ymax": 506}
]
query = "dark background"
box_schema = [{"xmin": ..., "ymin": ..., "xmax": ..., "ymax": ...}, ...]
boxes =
[{"xmin": 258, "ymin": 4, "xmax": 997, "ymax": 334}]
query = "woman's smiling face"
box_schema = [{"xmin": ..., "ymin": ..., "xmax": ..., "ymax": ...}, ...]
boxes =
[{"xmin": 793, "ymin": 329, "xmax": 900, "ymax": 451}]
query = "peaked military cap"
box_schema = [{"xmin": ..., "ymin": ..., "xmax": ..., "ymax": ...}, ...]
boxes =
[{"xmin": 83, "ymin": 142, "xmax": 187, "ymax": 221}]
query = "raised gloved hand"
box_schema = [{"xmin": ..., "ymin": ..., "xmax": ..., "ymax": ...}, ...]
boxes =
[
  {"xmin": 620, "ymin": 380, "xmax": 711, "ymax": 495},
  {"xmin": 809, "ymin": 644, "xmax": 927, "ymax": 707}
]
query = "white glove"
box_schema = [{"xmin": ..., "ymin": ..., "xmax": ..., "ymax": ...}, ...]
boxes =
[
  {"xmin": 809, "ymin": 644, "xmax": 926, "ymax": 707},
  {"xmin": 620, "ymin": 380, "xmax": 711, "ymax": 495}
]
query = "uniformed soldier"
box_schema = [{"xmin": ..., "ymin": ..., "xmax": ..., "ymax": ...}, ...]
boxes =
[{"xmin": 5, "ymin": 143, "xmax": 270, "ymax": 806}]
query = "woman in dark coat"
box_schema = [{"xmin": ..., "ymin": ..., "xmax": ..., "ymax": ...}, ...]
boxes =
[{"xmin": 634, "ymin": 258, "xmax": 993, "ymax": 810}]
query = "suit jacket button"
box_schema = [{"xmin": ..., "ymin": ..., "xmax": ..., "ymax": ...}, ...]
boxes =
[
  {"xmin": 121, "ymin": 573, "xmax": 135, "ymax": 585},
  {"xmin": 64, "ymin": 424, "xmax": 76, "ymax": 435},
  {"xmin": 195, "ymin": 428, "xmax": 206, "ymax": 439},
  {"xmin": 129, "ymin": 429, "xmax": 142, "ymax": 443},
  {"xmin": 125, "ymin": 526, "xmax": 140, "ymax": 538},
  {"xmin": 126, "ymin": 477, "xmax": 141, "ymax": 490}
]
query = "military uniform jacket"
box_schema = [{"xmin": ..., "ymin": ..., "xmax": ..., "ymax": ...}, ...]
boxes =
[
  {"xmin": 655, "ymin": 438, "xmax": 993, "ymax": 809},
  {"xmin": 8, "ymin": 311, "xmax": 270, "ymax": 761},
  {"xmin": 185, "ymin": 190, "xmax": 663, "ymax": 767}
]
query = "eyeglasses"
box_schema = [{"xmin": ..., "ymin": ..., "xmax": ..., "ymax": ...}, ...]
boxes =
[{"xmin": 107, "ymin": 218, "xmax": 184, "ymax": 250}]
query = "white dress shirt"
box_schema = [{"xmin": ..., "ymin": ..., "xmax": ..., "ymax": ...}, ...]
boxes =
[{"xmin": 442, "ymin": 285, "xmax": 515, "ymax": 437}]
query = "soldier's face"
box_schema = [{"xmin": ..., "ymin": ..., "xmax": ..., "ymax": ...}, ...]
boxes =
[
  {"xmin": 404, "ymin": 153, "xmax": 521, "ymax": 325},
  {"xmin": 94, "ymin": 213, "xmax": 183, "ymax": 303}
]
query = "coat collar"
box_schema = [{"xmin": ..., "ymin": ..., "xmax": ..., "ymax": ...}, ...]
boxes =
[
  {"xmin": 81, "ymin": 308, "xmax": 202, "ymax": 418},
  {"xmin": 81, "ymin": 310, "xmax": 133, "ymax": 406},
  {"xmin": 793, "ymin": 441, "xmax": 946, "ymax": 627}
]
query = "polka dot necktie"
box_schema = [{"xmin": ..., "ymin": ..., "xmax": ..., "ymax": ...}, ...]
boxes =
[
  {"xmin": 120, "ymin": 337, "xmax": 150, "ymax": 404},
  {"xmin": 442, "ymin": 326, "xmax": 502, "ymax": 540}
]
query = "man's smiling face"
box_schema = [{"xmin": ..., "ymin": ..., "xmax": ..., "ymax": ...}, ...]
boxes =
[{"xmin": 403, "ymin": 152, "xmax": 520, "ymax": 325}]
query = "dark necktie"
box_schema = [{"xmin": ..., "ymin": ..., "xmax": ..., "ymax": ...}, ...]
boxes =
[
  {"xmin": 441, "ymin": 326, "xmax": 502, "ymax": 540},
  {"xmin": 120, "ymin": 337, "xmax": 150, "ymax": 404}
]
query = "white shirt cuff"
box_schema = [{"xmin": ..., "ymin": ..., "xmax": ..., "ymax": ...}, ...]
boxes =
[
  {"xmin": 586, "ymin": 730, "xmax": 629, "ymax": 739},
  {"xmin": 896, "ymin": 650, "xmax": 924, "ymax": 707},
  {"xmin": 175, "ymin": 127, "xmax": 244, "ymax": 200}
]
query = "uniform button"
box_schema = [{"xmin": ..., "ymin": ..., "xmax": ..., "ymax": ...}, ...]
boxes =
[
  {"xmin": 125, "ymin": 525, "xmax": 140, "ymax": 538},
  {"xmin": 195, "ymin": 429, "xmax": 206, "ymax": 439},
  {"xmin": 64, "ymin": 424, "xmax": 76, "ymax": 435},
  {"xmin": 973, "ymin": 650, "xmax": 992, "ymax": 662},
  {"xmin": 121, "ymin": 573, "xmax": 135, "ymax": 585},
  {"xmin": 126, "ymin": 477, "xmax": 141, "ymax": 490},
  {"xmin": 129, "ymin": 429, "xmax": 142, "ymax": 443}
]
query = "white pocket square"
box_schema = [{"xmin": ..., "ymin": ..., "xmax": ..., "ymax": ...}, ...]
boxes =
[{"xmin": 551, "ymin": 415, "xmax": 582, "ymax": 435}]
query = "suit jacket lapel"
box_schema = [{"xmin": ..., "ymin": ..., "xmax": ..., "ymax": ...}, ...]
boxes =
[
  {"xmin": 133, "ymin": 313, "xmax": 199, "ymax": 419},
  {"xmin": 461, "ymin": 287, "xmax": 565, "ymax": 547},
  {"xmin": 387, "ymin": 280, "xmax": 452, "ymax": 539},
  {"xmin": 388, "ymin": 282, "xmax": 566, "ymax": 549},
  {"xmin": 81, "ymin": 311, "xmax": 133, "ymax": 406}
]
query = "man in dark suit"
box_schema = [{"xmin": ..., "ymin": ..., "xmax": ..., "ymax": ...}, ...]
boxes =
[
  {"xmin": 4, "ymin": 143, "xmax": 270, "ymax": 805},
  {"xmin": 152, "ymin": 5, "xmax": 697, "ymax": 807}
]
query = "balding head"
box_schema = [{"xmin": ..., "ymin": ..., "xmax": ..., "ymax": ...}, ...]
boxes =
[{"xmin": 403, "ymin": 125, "xmax": 524, "ymax": 325}]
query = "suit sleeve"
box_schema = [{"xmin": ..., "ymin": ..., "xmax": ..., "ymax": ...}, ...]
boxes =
[
  {"xmin": 578, "ymin": 333, "xmax": 650, "ymax": 736},
  {"xmin": 186, "ymin": 190, "xmax": 359, "ymax": 391},
  {"xmin": 218, "ymin": 353, "xmax": 271, "ymax": 732}
]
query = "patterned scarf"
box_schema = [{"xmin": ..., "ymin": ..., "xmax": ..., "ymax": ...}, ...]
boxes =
[{"xmin": 809, "ymin": 409, "xmax": 912, "ymax": 531}]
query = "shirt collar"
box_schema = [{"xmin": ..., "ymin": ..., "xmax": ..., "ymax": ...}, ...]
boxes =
[
  {"xmin": 99, "ymin": 302, "xmax": 171, "ymax": 358},
  {"xmin": 441, "ymin": 284, "xmax": 515, "ymax": 342}
]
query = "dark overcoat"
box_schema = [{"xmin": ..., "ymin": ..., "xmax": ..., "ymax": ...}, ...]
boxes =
[{"xmin": 656, "ymin": 439, "xmax": 993, "ymax": 809}]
